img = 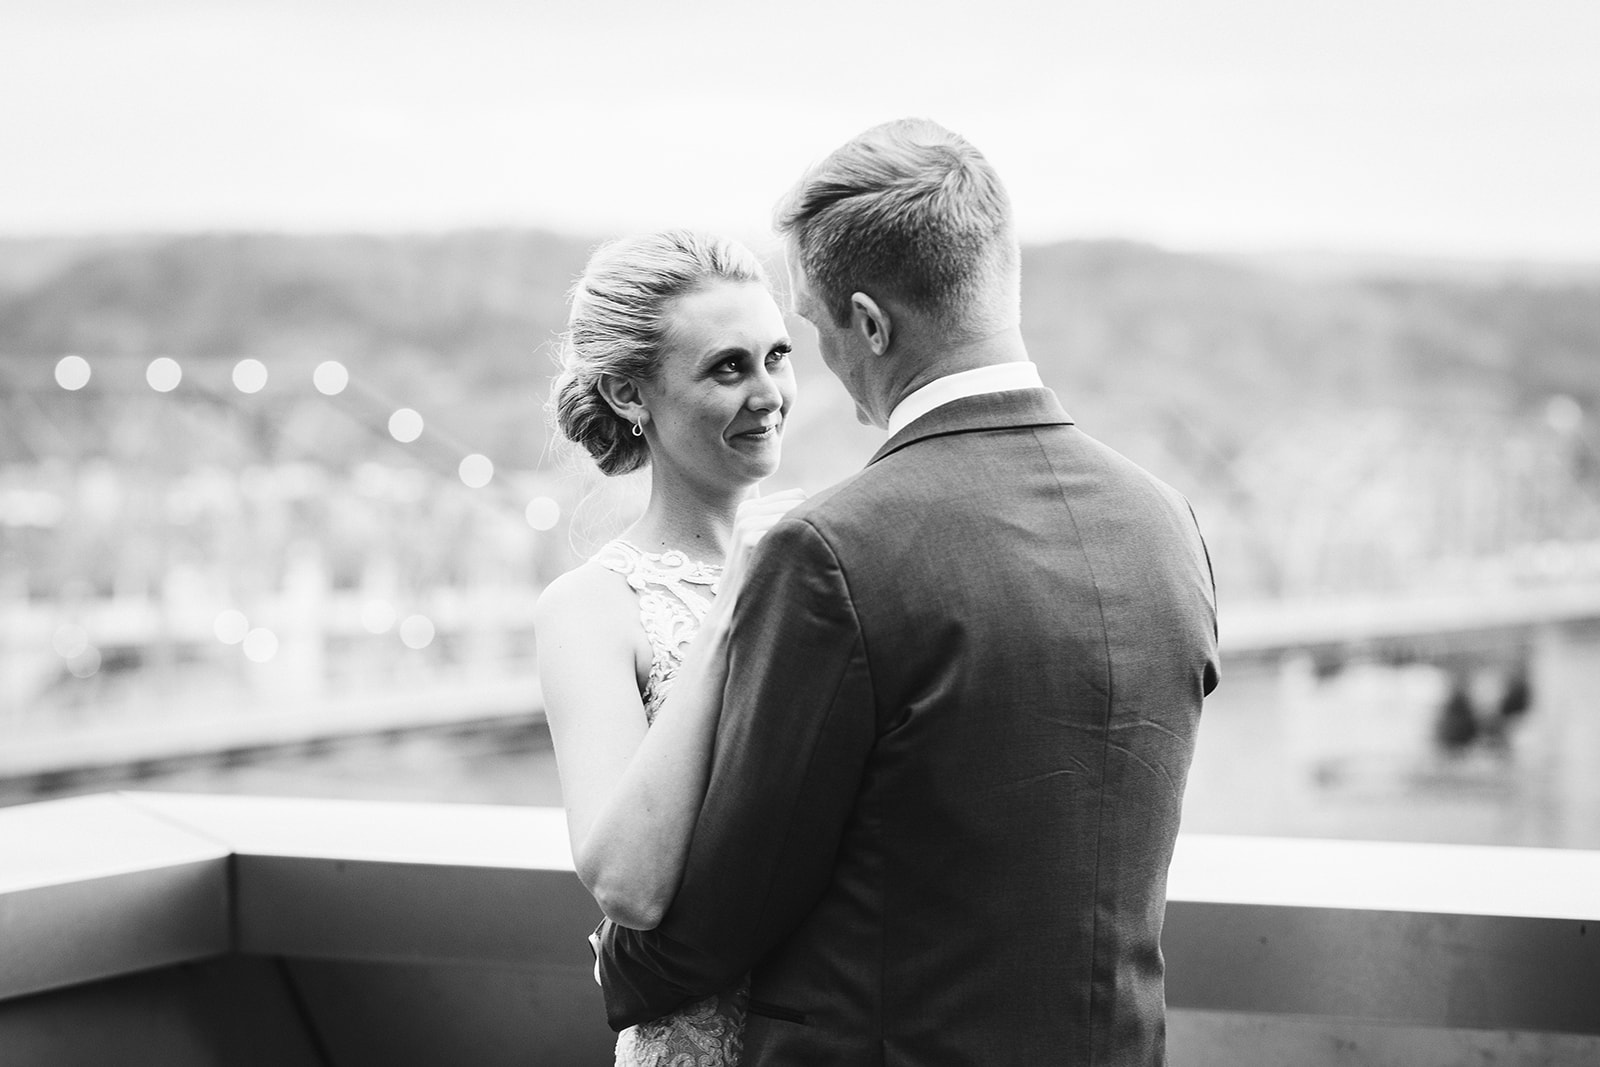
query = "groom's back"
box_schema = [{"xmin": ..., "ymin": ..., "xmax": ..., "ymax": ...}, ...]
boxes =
[{"xmin": 744, "ymin": 392, "xmax": 1218, "ymax": 1066}]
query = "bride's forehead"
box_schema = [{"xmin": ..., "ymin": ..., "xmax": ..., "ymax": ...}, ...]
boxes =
[{"xmin": 660, "ymin": 281, "xmax": 783, "ymax": 350}]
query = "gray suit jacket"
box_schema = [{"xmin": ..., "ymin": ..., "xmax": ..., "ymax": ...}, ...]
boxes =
[{"xmin": 598, "ymin": 388, "xmax": 1219, "ymax": 1065}]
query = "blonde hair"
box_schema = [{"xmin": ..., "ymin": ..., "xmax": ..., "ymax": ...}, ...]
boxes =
[
  {"xmin": 549, "ymin": 230, "xmax": 768, "ymax": 476},
  {"xmin": 774, "ymin": 118, "xmax": 1017, "ymax": 332}
]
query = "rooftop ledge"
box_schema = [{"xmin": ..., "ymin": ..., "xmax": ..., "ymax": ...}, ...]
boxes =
[{"xmin": 2, "ymin": 793, "xmax": 1598, "ymax": 1062}]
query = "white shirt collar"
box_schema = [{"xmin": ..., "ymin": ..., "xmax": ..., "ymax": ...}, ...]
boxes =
[{"xmin": 885, "ymin": 362, "xmax": 1044, "ymax": 438}]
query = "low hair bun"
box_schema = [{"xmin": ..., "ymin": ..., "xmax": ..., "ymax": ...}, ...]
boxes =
[{"xmin": 550, "ymin": 354, "xmax": 647, "ymax": 477}]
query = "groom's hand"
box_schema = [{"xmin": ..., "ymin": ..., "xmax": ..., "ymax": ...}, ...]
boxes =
[{"xmin": 720, "ymin": 489, "xmax": 806, "ymax": 606}]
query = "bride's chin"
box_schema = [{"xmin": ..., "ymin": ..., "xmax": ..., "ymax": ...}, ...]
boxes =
[{"xmin": 738, "ymin": 449, "xmax": 781, "ymax": 480}]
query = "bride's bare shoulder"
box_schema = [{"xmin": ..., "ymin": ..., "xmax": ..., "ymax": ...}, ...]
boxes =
[
  {"xmin": 534, "ymin": 561, "xmax": 649, "ymax": 695},
  {"xmin": 534, "ymin": 560, "xmax": 636, "ymax": 637}
]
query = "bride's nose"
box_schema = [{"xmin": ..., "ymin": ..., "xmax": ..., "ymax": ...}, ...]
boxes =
[{"xmin": 746, "ymin": 369, "xmax": 784, "ymax": 413}]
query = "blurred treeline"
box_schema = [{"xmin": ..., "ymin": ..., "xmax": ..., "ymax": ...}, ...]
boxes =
[{"xmin": 1, "ymin": 231, "xmax": 1597, "ymax": 604}]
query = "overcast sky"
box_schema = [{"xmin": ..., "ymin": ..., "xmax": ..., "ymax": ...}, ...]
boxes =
[{"xmin": 4, "ymin": 0, "xmax": 1597, "ymax": 259}]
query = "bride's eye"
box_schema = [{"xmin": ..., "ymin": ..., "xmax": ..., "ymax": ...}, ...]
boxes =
[{"xmin": 767, "ymin": 343, "xmax": 792, "ymax": 366}]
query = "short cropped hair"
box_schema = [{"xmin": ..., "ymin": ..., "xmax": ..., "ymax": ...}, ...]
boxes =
[
  {"xmin": 549, "ymin": 230, "xmax": 768, "ymax": 476},
  {"xmin": 774, "ymin": 118, "xmax": 1017, "ymax": 329}
]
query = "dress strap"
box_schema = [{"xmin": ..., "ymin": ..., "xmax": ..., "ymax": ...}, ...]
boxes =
[
  {"xmin": 592, "ymin": 540, "xmax": 721, "ymax": 599},
  {"xmin": 591, "ymin": 538, "xmax": 645, "ymax": 580},
  {"xmin": 590, "ymin": 539, "xmax": 722, "ymax": 723}
]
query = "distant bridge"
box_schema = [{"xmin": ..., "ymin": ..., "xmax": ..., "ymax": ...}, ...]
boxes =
[{"xmin": 1220, "ymin": 581, "xmax": 1600, "ymax": 662}]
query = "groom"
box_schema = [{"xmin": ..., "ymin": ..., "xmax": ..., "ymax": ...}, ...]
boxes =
[{"xmin": 595, "ymin": 118, "xmax": 1219, "ymax": 1065}]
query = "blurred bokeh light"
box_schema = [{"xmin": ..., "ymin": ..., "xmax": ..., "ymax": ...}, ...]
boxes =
[
  {"xmin": 146, "ymin": 357, "xmax": 182, "ymax": 392},
  {"xmin": 388, "ymin": 408, "xmax": 424, "ymax": 443},
  {"xmin": 54, "ymin": 355, "xmax": 90, "ymax": 391},
  {"xmin": 232, "ymin": 358, "xmax": 268, "ymax": 394},
  {"xmin": 313, "ymin": 360, "xmax": 349, "ymax": 396}
]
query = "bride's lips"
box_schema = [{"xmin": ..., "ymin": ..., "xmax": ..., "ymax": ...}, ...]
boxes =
[{"xmin": 728, "ymin": 421, "xmax": 782, "ymax": 444}]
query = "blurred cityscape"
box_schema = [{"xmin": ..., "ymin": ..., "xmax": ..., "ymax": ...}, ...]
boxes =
[{"xmin": 3, "ymin": 231, "xmax": 1599, "ymax": 846}]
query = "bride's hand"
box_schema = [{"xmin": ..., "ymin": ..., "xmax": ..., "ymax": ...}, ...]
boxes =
[{"xmin": 720, "ymin": 488, "xmax": 807, "ymax": 608}]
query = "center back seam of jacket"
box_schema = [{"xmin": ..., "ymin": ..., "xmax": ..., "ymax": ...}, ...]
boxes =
[{"xmin": 1030, "ymin": 426, "xmax": 1116, "ymax": 1063}]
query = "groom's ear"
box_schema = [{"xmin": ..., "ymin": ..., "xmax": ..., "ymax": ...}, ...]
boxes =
[{"xmin": 849, "ymin": 292, "xmax": 892, "ymax": 356}]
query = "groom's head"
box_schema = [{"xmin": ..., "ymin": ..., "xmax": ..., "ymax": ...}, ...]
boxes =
[{"xmin": 775, "ymin": 118, "xmax": 1021, "ymax": 427}]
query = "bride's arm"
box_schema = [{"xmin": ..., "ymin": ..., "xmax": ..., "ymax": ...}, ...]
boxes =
[
  {"xmin": 534, "ymin": 491, "xmax": 805, "ymax": 932},
  {"xmin": 535, "ymin": 571, "xmax": 734, "ymax": 931}
]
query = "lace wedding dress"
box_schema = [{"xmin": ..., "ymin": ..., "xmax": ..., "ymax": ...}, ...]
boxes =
[{"xmin": 593, "ymin": 539, "xmax": 749, "ymax": 1067}]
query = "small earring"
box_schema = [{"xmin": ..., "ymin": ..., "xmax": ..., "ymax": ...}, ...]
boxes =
[{"xmin": 631, "ymin": 420, "xmax": 644, "ymax": 438}]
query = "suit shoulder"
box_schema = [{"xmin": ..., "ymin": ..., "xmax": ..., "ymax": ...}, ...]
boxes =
[
  {"xmin": 1066, "ymin": 425, "xmax": 1196, "ymax": 506},
  {"xmin": 781, "ymin": 465, "xmax": 878, "ymax": 531}
]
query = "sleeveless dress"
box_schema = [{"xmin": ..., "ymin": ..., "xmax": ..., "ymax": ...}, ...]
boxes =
[{"xmin": 592, "ymin": 539, "xmax": 750, "ymax": 1067}]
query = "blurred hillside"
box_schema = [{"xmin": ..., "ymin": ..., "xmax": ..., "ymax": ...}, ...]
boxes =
[{"xmin": 2, "ymin": 231, "xmax": 1598, "ymax": 600}]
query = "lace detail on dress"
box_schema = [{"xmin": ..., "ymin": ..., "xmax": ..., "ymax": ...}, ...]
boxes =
[
  {"xmin": 589, "ymin": 539, "xmax": 747, "ymax": 1067},
  {"xmin": 611, "ymin": 981, "xmax": 749, "ymax": 1067},
  {"xmin": 591, "ymin": 540, "xmax": 722, "ymax": 724}
]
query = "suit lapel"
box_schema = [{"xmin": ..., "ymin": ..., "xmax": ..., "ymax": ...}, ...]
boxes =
[{"xmin": 867, "ymin": 388, "xmax": 1074, "ymax": 467}]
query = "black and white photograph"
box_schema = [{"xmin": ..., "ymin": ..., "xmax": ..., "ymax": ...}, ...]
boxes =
[{"xmin": 2, "ymin": 2, "xmax": 1598, "ymax": 1064}]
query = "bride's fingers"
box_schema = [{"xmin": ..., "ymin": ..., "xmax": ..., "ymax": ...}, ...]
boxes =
[
  {"xmin": 731, "ymin": 518, "xmax": 787, "ymax": 556},
  {"xmin": 740, "ymin": 487, "xmax": 806, "ymax": 506},
  {"xmin": 734, "ymin": 496, "xmax": 805, "ymax": 528},
  {"xmin": 722, "ymin": 489, "xmax": 810, "ymax": 597},
  {"xmin": 736, "ymin": 511, "xmax": 795, "ymax": 536},
  {"xmin": 735, "ymin": 492, "xmax": 805, "ymax": 519}
]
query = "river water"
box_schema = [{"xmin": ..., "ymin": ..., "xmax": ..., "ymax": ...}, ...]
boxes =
[{"xmin": 10, "ymin": 626, "xmax": 1599, "ymax": 851}]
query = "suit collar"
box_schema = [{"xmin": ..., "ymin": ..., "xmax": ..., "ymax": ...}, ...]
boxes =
[{"xmin": 867, "ymin": 387, "xmax": 1073, "ymax": 466}]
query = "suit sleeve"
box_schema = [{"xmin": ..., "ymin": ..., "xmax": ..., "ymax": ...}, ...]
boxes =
[{"xmin": 595, "ymin": 515, "xmax": 875, "ymax": 1030}]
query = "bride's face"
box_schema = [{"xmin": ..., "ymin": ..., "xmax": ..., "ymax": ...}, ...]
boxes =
[{"xmin": 640, "ymin": 279, "xmax": 796, "ymax": 491}]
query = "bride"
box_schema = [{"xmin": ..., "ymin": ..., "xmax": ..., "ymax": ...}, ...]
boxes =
[{"xmin": 534, "ymin": 230, "xmax": 804, "ymax": 1066}]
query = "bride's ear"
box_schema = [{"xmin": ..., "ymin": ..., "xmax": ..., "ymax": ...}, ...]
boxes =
[{"xmin": 596, "ymin": 372, "xmax": 647, "ymax": 428}]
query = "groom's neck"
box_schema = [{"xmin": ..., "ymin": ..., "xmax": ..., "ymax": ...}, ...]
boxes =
[{"xmin": 877, "ymin": 322, "xmax": 1032, "ymax": 420}]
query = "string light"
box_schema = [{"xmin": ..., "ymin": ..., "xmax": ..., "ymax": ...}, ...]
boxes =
[
  {"xmin": 399, "ymin": 614, "xmax": 435, "ymax": 650},
  {"xmin": 146, "ymin": 357, "xmax": 182, "ymax": 392},
  {"xmin": 213, "ymin": 609, "xmax": 249, "ymax": 644},
  {"xmin": 32, "ymin": 350, "xmax": 557, "ymax": 533},
  {"xmin": 1545, "ymin": 395, "xmax": 1583, "ymax": 435},
  {"xmin": 525, "ymin": 497, "xmax": 560, "ymax": 531},
  {"xmin": 52, "ymin": 623, "xmax": 89, "ymax": 658},
  {"xmin": 313, "ymin": 360, "xmax": 349, "ymax": 395},
  {"xmin": 242, "ymin": 627, "xmax": 279, "ymax": 663},
  {"xmin": 388, "ymin": 408, "xmax": 424, "ymax": 443},
  {"xmin": 55, "ymin": 355, "xmax": 91, "ymax": 390},
  {"xmin": 66, "ymin": 646, "xmax": 102, "ymax": 679},
  {"xmin": 232, "ymin": 358, "xmax": 268, "ymax": 394},
  {"xmin": 458, "ymin": 453, "xmax": 493, "ymax": 488}
]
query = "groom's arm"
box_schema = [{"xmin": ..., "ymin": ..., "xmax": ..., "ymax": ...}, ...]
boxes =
[{"xmin": 594, "ymin": 515, "xmax": 875, "ymax": 1029}]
